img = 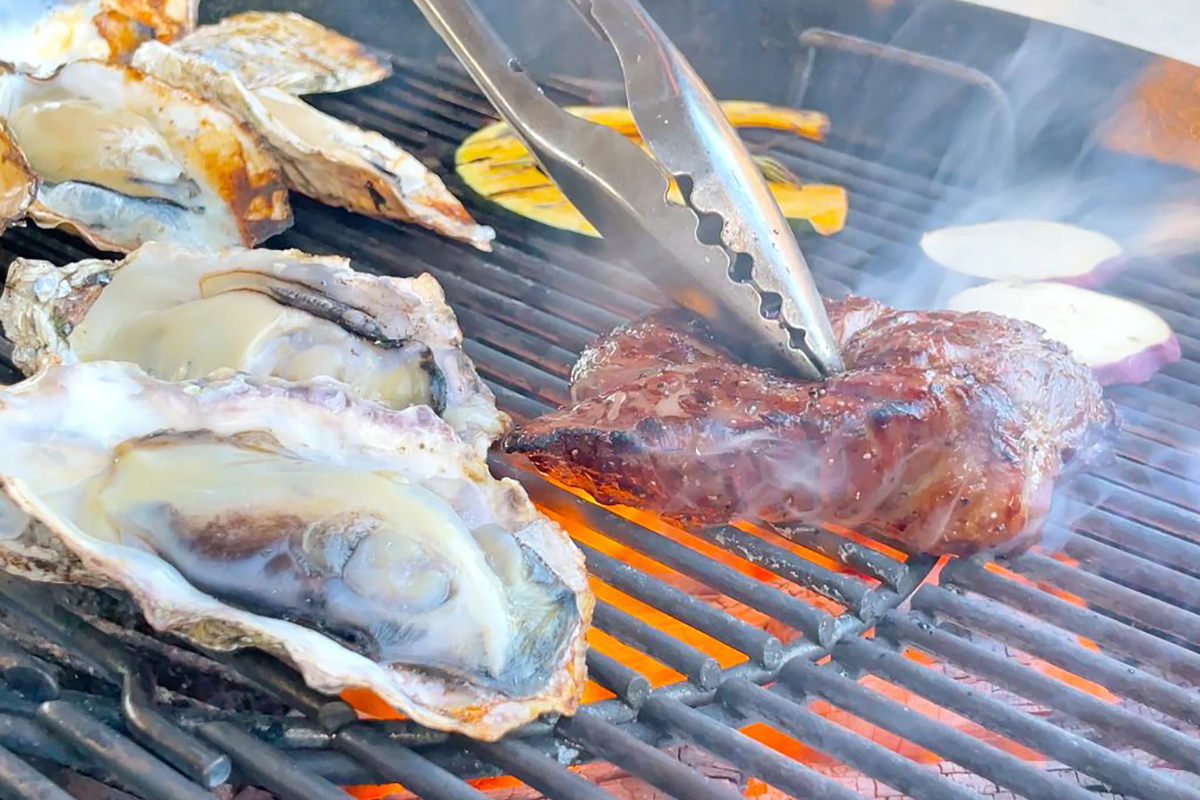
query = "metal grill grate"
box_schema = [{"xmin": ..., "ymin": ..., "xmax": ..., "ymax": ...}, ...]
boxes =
[{"xmin": 0, "ymin": 54, "xmax": 1196, "ymax": 800}]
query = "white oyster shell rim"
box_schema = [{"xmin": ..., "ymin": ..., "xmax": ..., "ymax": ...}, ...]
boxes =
[
  {"xmin": 0, "ymin": 59, "xmax": 292, "ymax": 253},
  {"xmin": 0, "ymin": 0, "xmax": 200, "ymax": 74},
  {"xmin": 0, "ymin": 362, "xmax": 591, "ymax": 741},
  {"xmin": 131, "ymin": 40, "xmax": 494, "ymax": 251},
  {"xmin": 0, "ymin": 242, "xmax": 509, "ymax": 456},
  {"xmin": 170, "ymin": 10, "xmax": 393, "ymax": 95}
]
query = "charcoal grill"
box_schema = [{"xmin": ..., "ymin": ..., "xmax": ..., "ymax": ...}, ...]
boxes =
[{"xmin": 0, "ymin": 0, "xmax": 1199, "ymax": 797}]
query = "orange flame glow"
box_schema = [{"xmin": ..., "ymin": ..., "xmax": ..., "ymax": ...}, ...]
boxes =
[{"xmin": 340, "ymin": 490, "xmax": 1119, "ymax": 798}]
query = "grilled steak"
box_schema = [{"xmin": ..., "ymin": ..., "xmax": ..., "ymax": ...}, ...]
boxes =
[{"xmin": 505, "ymin": 296, "xmax": 1115, "ymax": 555}]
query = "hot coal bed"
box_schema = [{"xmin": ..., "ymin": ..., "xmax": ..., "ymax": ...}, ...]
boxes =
[{"xmin": 1, "ymin": 1, "xmax": 1200, "ymax": 798}]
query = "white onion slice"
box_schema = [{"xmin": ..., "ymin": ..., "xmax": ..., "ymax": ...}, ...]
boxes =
[
  {"xmin": 922, "ymin": 220, "xmax": 1124, "ymax": 287},
  {"xmin": 947, "ymin": 280, "xmax": 1180, "ymax": 386}
]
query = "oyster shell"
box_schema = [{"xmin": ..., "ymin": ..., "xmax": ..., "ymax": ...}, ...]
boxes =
[
  {"xmin": 169, "ymin": 11, "xmax": 392, "ymax": 95},
  {"xmin": 0, "ymin": 122, "xmax": 37, "ymax": 229},
  {"xmin": 0, "ymin": 1, "xmax": 198, "ymax": 73},
  {"xmin": 0, "ymin": 242, "xmax": 507, "ymax": 455},
  {"xmin": 133, "ymin": 41, "xmax": 495, "ymax": 251},
  {"xmin": 0, "ymin": 361, "xmax": 592, "ymax": 740},
  {"xmin": 0, "ymin": 60, "xmax": 292, "ymax": 252}
]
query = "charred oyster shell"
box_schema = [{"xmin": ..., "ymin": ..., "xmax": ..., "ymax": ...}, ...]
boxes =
[
  {"xmin": 167, "ymin": 11, "xmax": 392, "ymax": 95},
  {"xmin": 0, "ymin": 0, "xmax": 199, "ymax": 73},
  {"xmin": 0, "ymin": 242, "xmax": 507, "ymax": 454},
  {"xmin": 0, "ymin": 60, "xmax": 292, "ymax": 252},
  {"xmin": 0, "ymin": 122, "xmax": 36, "ymax": 230},
  {"xmin": 0, "ymin": 362, "xmax": 591, "ymax": 740},
  {"xmin": 132, "ymin": 40, "xmax": 494, "ymax": 251}
]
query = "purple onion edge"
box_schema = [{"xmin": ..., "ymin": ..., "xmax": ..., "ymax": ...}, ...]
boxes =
[
  {"xmin": 1055, "ymin": 255, "xmax": 1128, "ymax": 289},
  {"xmin": 1094, "ymin": 334, "xmax": 1182, "ymax": 386}
]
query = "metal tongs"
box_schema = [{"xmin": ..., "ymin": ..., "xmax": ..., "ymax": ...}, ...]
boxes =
[{"xmin": 413, "ymin": 0, "xmax": 843, "ymax": 379}]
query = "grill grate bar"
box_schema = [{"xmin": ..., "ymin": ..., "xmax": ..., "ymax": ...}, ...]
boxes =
[
  {"xmin": 578, "ymin": 543, "xmax": 784, "ymax": 668},
  {"xmin": 911, "ymin": 583, "xmax": 1200, "ymax": 723},
  {"xmin": 0, "ymin": 714, "xmax": 108, "ymax": 780},
  {"xmin": 592, "ymin": 601, "xmax": 722, "ymax": 689},
  {"xmin": 1115, "ymin": 432, "xmax": 1200, "ymax": 482},
  {"xmin": 767, "ymin": 522, "xmax": 922, "ymax": 591},
  {"xmin": 942, "ymin": 558, "xmax": 1200, "ymax": 685},
  {"xmin": 558, "ymin": 710, "xmax": 746, "ymax": 800},
  {"xmin": 498, "ymin": 460, "xmax": 841, "ymax": 646},
  {"xmin": 881, "ymin": 611, "xmax": 1200, "ymax": 778},
  {"xmin": 37, "ymin": 701, "xmax": 214, "ymax": 800},
  {"xmin": 585, "ymin": 649, "xmax": 651, "ymax": 708},
  {"xmin": 1118, "ymin": 407, "xmax": 1200, "ymax": 455},
  {"xmin": 640, "ymin": 695, "xmax": 869, "ymax": 800},
  {"xmin": 1111, "ymin": 386, "xmax": 1200, "ymax": 433},
  {"xmin": 835, "ymin": 634, "xmax": 1200, "ymax": 800},
  {"xmin": 717, "ymin": 678, "xmax": 985, "ymax": 800},
  {"xmin": 197, "ymin": 722, "xmax": 349, "ymax": 800},
  {"xmin": 466, "ymin": 341, "xmax": 569, "ymax": 407},
  {"xmin": 687, "ymin": 525, "xmax": 879, "ymax": 616},
  {"xmin": 0, "ymin": 744, "xmax": 75, "ymax": 800},
  {"xmin": 335, "ymin": 726, "xmax": 491, "ymax": 800},
  {"xmin": 1007, "ymin": 551, "xmax": 1200, "ymax": 645},
  {"xmin": 1066, "ymin": 476, "xmax": 1200, "ymax": 550},
  {"xmin": 1094, "ymin": 461, "xmax": 1200, "ymax": 518},
  {"xmin": 778, "ymin": 654, "xmax": 1099, "ymax": 800},
  {"xmin": 9, "ymin": 755, "xmax": 72, "ymax": 800},
  {"xmin": 473, "ymin": 737, "xmax": 614, "ymax": 800},
  {"xmin": 1061, "ymin": 531, "xmax": 1200, "ymax": 608},
  {"xmin": 220, "ymin": 652, "xmax": 359, "ymax": 733},
  {"xmin": 486, "ymin": 232, "xmax": 661, "ymax": 311}
]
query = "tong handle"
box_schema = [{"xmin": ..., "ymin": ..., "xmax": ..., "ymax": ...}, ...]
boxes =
[
  {"xmin": 414, "ymin": 0, "xmax": 840, "ymax": 380},
  {"xmin": 413, "ymin": 0, "xmax": 724, "ymax": 275},
  {"xmin": 573, "ymin": 0, "xmax": 843, "ymax": 377}
]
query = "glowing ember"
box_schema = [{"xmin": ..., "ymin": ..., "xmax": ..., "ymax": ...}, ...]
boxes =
[
  {"xmin": 338, "ymin": 485, "xmax": 1120, "ymax": 798},
  {"xmin": 983, "ymin": 558, "xmax": 1119, "ymax": 703}
]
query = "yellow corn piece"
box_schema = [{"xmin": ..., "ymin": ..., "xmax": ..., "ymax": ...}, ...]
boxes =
[{"xmin": 456, "ymin": 101, "xmax": 846, "ymax": 237}]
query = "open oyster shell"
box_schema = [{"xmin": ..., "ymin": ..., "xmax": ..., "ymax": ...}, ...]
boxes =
[
  {"xmin": 0, "ymin": 0, "xmax": 199, "ymax": 73},
  {"xmin": 0, "ymin": 242, "xmax": 507, "ymax": 455},
  {"xmin": 0, "ymin": 122, "xmax": 36, "ymax": 230},
  {"xmin": 0, "ymin": 361, "xmax": 592, "ymax": 740},
  {"xmin": 0, "ymin": 60, "xmax": 292, "ymax": 252},
  {"xmin": 169, "ymin": 11, "xmax": 392, "ymax": 95},
  {"xmin": 133, "ymin": 41, "xmax": 494, "ymax": 251}
]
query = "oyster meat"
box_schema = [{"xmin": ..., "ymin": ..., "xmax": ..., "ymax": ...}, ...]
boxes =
[
  {"xmin": 1, "ymin": 242, "xmax": 507, "ymax": 455},
  {"xmin": 0, "ymin": 59, "xmax": 291, "ymax": 252},
  {"xmin": 0, "ymin": 361, "xmax": 592, "ymax": 740},
  {"xmin": 0, "ymin": 122, "xmax": 36, "ymax": 230},
  {"xmin": 0, "ymin": 0, "xmax": 198, "ymax": 73},
  {"xmin": 168, "ymin": 11, "xmax": 392, "ymax": 95},
  {"xmin": 133, "ymin": 40, "xmax": 495, "ymax": 251}
]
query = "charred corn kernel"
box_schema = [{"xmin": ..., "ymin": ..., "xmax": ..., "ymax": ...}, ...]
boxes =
[{"xmin": 456, "ymin": 101, "xmax": 846, "ymax": 238}]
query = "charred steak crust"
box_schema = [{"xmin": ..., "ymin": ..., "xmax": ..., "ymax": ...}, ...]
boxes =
[{"xmin": 505, "ymin": 296, "xmax": 1115, "ymax": 555}]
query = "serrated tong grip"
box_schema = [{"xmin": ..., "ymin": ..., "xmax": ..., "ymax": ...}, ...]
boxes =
[{"xmin": 413, "ymin": 0, "xmax": 842, "ymax": 379}]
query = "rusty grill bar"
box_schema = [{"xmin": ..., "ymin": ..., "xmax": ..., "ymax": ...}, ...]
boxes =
[{"xmin": 0, "ymin": 54, "xmax": 1195, "ymax": 800}]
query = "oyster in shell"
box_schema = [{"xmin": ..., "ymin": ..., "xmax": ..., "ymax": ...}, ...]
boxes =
[
  {"xmin": 0, "ymin": 60, "xmax": 292, "ymax": 252},
  {"xmin": 0, "ymin": 0, "xmax": 198, "ymax": 73},
  {"xmin": 0, "ymin": 242, "xmax": 507, "ymax": 455},
  {"xmin": 169, "ymin": 11, "xmax": 392, "ymax": 95},
  {"xmin": 0, "ymin": 361, "xmax": 592, "ymax": 740},
  {"xmin": 133, "ymin": 41, "xmax": 495, "ymax": 251},
  {"xmin": 0, "ymin": 122, "xmax": 36, "ymax": 230}
]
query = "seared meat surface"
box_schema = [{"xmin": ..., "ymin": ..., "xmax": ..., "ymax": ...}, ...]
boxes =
[{"xmin": 506, "ymin": 297, "xmax": 1115, "ymax": 555}]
